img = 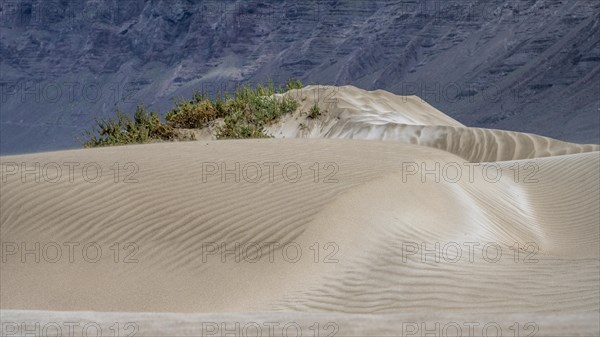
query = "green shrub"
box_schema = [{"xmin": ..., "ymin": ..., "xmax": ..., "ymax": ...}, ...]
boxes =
[
  {"xmin": 308, "ymin": 103, "xmax": 321, "ymax": 119},
  {"xmin": 166, "ymin": 98, "xmax": 217, "ymax": 128},
  {"xmin": 214, "ymin": 96, "xmax": 227, "ymax": 118},
  {"xmin": 217, "ymin": 110, "xmax": 269, "ymax": 139},
  {"xmin": 285, "ymin": 79, "xmax": 303, "ymax": 91},
  {"xmin": 82, "ymin": 79, "xmax": 304, "ymax": 147},
  {"xmin": 215, "ymin": 83, "xmax": 299, "ymax": 139},
  {"xmin": 82, "ymin": 105, "xmax": 176, "ymax": 148}
]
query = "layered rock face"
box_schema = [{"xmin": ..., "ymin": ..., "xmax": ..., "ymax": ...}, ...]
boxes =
[{"xmin": 1, "ymin": 0, "xmax": 598, "ymax": 154}]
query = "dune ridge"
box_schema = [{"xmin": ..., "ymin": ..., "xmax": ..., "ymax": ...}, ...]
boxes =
[
  {"xmin": 268, "ymin": 86, "xmax": 600, "ymax": 162},
  {"xmin": 191, "ymin": 85, "xmax": 598, "ymax": 161},
  {"xmin": 1, "ymin": 86, "xmax": 598, "ymax": 336}
]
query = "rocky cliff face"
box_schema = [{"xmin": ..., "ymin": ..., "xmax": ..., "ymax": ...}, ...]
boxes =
[{"xmin": 1, "ymin": 0, "xmax": 599, "ymax": 154}]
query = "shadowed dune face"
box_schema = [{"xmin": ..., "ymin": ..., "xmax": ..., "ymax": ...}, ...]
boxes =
[{"xmin": 1, "ymin": 86, "xmax": 599, "ymax": 336}]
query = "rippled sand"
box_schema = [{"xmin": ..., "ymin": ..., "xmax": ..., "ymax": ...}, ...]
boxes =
[{"xmin": 1, "ymin": 86, "xmax": 598, "ymax": 336}]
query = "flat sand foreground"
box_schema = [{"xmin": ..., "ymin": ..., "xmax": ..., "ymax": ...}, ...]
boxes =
[{"xmin": 1, "ymin": 86, "xmax": 599, "ymax": 336}]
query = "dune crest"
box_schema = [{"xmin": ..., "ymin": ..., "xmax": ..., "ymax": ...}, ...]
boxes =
[{"xmin": 267, "ymin": 86, "xmax": 600, "ymax": 162}]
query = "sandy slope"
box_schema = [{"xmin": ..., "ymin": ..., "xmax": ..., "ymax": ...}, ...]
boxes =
[{"xmin": 1, "ymin": 86, "xmax": 599, "ymax": 336}]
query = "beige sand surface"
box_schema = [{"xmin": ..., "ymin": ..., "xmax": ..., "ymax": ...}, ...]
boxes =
[{"xmin": 1, "ymin": 86, "xmax": 598, "ymax": 336}]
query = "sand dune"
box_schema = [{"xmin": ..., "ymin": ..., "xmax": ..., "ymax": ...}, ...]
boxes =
[
  {"xmin": 1, "ymin": 86, "xmax": 598, "ymax": 336},
  {"xmin": 270, "ymin": 86, "xmax": 600, "ymax": 161},
  {"xmin": 192, "ymin": 86, "xmax": 600, "ymax": 162}
]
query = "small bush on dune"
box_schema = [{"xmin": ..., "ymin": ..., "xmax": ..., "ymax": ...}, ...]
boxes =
[
  {"xmin": 217, "ymin": 110, "xmax": 269, "ymax": 139},
  {"xmin": 308, "ymin": 103, "xmax": 321, "ymax": 119},
  {"xmin": 285, "ymin": 79, "xmax": 303, "ymax": 91},
  {"xmin": 82, "ymin": 79, "xmax": 304, "ymax": 147},
  {"xmin": 166, "ymin": 98, "xmax": 217, "ymax": 129},
  {"xmin": 82, "ymin": 105, "xmax": 177, "ymax": 148},
  {"xmin": 214, "ymin": 96, "xmax": 228, "ymax": 118},
  {"xmin": 215, "ymin": 83, "xmax": 299, "ymax": 139}
]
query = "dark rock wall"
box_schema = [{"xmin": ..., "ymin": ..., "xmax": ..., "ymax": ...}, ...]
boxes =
[{"xmin": 1, "ymin": 0, "xmax": 598, "ymax": 154}]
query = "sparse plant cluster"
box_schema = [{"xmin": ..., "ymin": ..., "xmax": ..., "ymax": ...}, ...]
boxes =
[
  {"xmin": 285, "ymin": 79, "xmax": 304, "ymax": 91},
  {"xmin": 308, "ymin": 103, "xmax": 321, "ymax": 119},
  {"xmin": 165, "ymin": 94, "xmax": 220, "ymax": 129},
  {"xmin": 82, "ymin": 106, "xmax": 185, "ymax": 148},
  {"xmin": 215, "ymin": 82, "xmax": 300, "ymax": 139},
  {"xmin": 82, "ymin": 79, "xmax": 304, "ymax": 147}
]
